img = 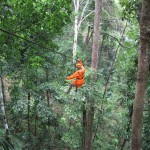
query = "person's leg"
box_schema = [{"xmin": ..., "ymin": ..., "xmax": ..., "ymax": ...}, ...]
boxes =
[
  {"xmin": 75, "ymin": 86, "xmax": 78, "ymax": 92},
  {"xmin": 67, "ymin": 84, "xmax": 76, "ymax": 93},
  {"xmin": 67, "ymin": 84, "xmax": 72, "ymax": 93}
]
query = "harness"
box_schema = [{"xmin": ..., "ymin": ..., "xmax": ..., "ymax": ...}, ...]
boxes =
[
  {"xmin": 77, "ymin": 77, "xmax": 84, "ymax": 80},
  {"xmin": 76, "ymin": 70, "xmax": 84, "ymax": 80}
]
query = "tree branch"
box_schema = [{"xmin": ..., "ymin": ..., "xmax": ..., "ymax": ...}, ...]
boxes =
[
  {"xmin": 78, "ymin": 0, "xmax": 90, "ymax": 30},
  {"xmin": 0, "ymin": 28, "xmax": 71, "ymax": 58},
  {"xmin": 15, "ymin": 20, "xmax": 39, "ymax": 33},
  {"xmin": 101, "ymin": 32, "xmax": 127, "ymax": 48},
  {"xmin": 80, "ymin": 0, "xmax": 85, "ymax": 5},
  {"xmin": 81, "ymin": 10, "xmax": 94, "ymax": 24}
]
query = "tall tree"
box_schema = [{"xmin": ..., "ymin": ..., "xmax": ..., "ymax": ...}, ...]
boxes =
[
  {"xmin": 72, "ymin": 0, "xmax": 91, "ymax": 63},
  {"xmin": 85, "ymin": 0, "xmax": 102, "ymax": 149},
  {"xmin": 73, "ymin": 0, "xmax": 79, "ymax": 63},
  {"xmin": 0, "ymin": 76, "xmax": 9, "ymax": 132},
  {"xmin": 130, "ymin": 0, "xmax": 150, "ymax": 150}
]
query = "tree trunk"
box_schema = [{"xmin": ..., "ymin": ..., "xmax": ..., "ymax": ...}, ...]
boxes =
[
  {"xmin": 91, "ymin": 0, "xmax": 101, "ymax": 73},
  {"xmin": 130, "ymin": 0, "xmax": 150, "ymax": 150},
  {"xmin": 0, "ymin": 76, "xmax": 9, "ymax": 132},
  {"xmin": 46, "ymin": 69, "xmax": 51, "ymax": 129},
  {"xmin": 73, "ymin": 0, "xmax": 90, "ymax": 63},
  {"xmin": 85, "ymin": 0, "xmax": 102, "ymax": 149},
  {"xmin": 28, "ymin": 92, "xmax": 31, "ymax": 134},
  {"xmin": 85, "ymin": 105, "xmax": 94, "ymax": 150},
  {"xmin": 73, "ymin": 0, "xmax": 79, "ymax": 63},
  {"xmin": 34, "ymin": 113, "xmax": 38, "ymax": 136},
  {"xmin": 46, "ymin": 69, "xmax": 51, "ymax": 106},
  {"xmin": 82, "ymin": 101, "xmax": 87, "ymax": 149}
]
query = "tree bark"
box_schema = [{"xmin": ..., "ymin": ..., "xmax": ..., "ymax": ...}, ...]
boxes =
[
  {"xmin": 130, "ymin": 0, "xmax": 150, "ymax": 150},
  {"xmin": 28, "ymin": 92, "xmax": 31, "ymax": 134},
  {"xmin": 91, "ymin": 0, "xmax": 101, "ymax": 73},
  {"xmin": 46, "ymin": 69, "xmax": 51, "ymax": 129},
  {"xmin": 73, "ymin": 0, "xmax": 79, "ymax": 63},
  {"xmin": 85, "ymin": 0, "xmax": 102, "ymax": 149},
  {"xmin": 73, "ymin": 0, "xmax": 90, "ymax": 63},
  {"xmin": 0, "ymin": 76, "xmax": 9, "ymax": 132},
  {"xmin": 85, "ymin": 105, "xmax": 95, "ymax": 150},
  {"xmin": 82, "ymin": 101, "xmax": 87, "ymax": 149}
]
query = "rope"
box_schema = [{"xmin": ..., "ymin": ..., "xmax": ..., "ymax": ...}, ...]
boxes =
[{"xmin": 0, "ymin": 28, "xmax": 71, "ymax": 58}]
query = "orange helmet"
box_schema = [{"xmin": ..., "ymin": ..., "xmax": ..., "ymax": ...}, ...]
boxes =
[{"xmin": 76, "ymin": 63, "xmax": 82, "ymax": 68}]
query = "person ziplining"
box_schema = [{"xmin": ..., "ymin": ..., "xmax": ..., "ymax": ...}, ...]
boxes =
[{"xmin": 66, "ymin": 59, "xmax": 85, "ymax": 93}]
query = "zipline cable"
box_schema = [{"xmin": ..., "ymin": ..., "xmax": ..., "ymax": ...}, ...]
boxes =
[
  {"xmin": 0, "ymin": 27, "xmax": 92, "ymax": 76},
  {"xmin": 0, "ymin": 28, "xmax": 71, "ymax": 58}
]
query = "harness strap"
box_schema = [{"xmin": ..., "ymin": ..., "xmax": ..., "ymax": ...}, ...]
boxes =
[
  {"xmin": 77, "ymin": 68, "xmax": 84, "ymax": 79},
  {"xmin": 77, "ymin": 77, "xmax": 84, "ymax": 80}
]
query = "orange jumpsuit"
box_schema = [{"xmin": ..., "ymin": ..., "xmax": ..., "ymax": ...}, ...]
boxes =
[{"xmin": 67, "ymin": 64, "xmax": 85, "ymax": 88}]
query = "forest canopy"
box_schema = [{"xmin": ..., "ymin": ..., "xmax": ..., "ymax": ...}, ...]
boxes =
[{"xmin": 0, "ymin": 0, "xmax": 150, "ymax": 150}]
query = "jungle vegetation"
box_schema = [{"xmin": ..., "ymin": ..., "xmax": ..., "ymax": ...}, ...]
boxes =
[{"xmin": 0, "ymin": 0, "xmax": 150, "ymax": 150}]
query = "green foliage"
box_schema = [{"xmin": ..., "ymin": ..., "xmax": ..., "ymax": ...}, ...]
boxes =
[
  {"xmin": 1, "ymin": 0, "xmax": 150, "ymax": 149},
  {"xmin": 119, "ymin": 0, "xmax": 141, "ymax": 22},
  {"xmin": 142, "ymin": 107, "xmax": 150, "ymax": 150},
  {"xmin": 0, "ymin": 133, "xmax": 13, "ymax": 150},
  {"xmin": 1, "ymin": 0, "xmax": 72, "ymax": 149},
  {"xmin": 142, "ymin": 79, "xmax": 150, "ymax": 150}
]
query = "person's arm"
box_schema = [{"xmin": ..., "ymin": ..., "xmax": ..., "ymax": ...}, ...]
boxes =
[{"xmin": 67, "ymin": 71, "xmax": 80, "ymax": 80}]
